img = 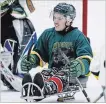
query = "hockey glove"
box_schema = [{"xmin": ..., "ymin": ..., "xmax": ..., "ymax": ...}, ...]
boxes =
[
  {"xmin": 21, "ymin": 54, "xmax": 37, "ymax": 71},
  {"xmin": 69, "ymin": 59, "xmax": 85, "ymax": 78}
]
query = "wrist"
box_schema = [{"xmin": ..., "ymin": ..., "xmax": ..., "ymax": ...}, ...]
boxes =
[{"xmin": 76, "ymin": 59, "xmax": 85, "ymax": 75}]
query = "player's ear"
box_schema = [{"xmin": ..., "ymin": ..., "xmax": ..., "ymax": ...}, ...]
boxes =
[{"xmin": 66, "ymin": 16, "xmax": 72, "ymax": 26}]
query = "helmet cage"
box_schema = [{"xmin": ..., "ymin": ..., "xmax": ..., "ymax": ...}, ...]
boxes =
[{"xmin": 53, "ymin": 3, "xmax": 76, "ymax": 21}]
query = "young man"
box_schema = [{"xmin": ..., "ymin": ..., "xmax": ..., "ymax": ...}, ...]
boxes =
[{"xmin": 21, "ymin": 3, "xmax": 93, "ymax": 100}]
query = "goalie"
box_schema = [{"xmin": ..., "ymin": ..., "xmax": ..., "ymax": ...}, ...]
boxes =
[
  {"xmin": 21, "ymin": 2, "xmax": 93, "ymax": 101},
  {"xmin": 0, "ymin": 0, "xmax": 36, "ymax": 90}
]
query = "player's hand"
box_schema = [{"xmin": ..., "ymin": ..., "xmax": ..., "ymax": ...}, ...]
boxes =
[
  {"xmin": 21, "ymin": 54, "xmax": 37, "ymax": 71},
  {"xmin": 69, "ymin": 59, "xmax": 85, "ymax": 77}
]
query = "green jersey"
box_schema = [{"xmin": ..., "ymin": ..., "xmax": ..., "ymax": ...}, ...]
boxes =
[{"xmin": 32, "ymin": 27, "xmax": 93, "ymax": 75}]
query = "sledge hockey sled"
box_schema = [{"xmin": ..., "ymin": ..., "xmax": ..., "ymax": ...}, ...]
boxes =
[{"xmin": 21, "ymin": 75, "xmax": 89, "ymax": 102}]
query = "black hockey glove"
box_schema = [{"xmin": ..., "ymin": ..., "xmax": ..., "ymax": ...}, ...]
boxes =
[
  {"xmin": 69, "ymin": 59, "xmax": 85, "ymax": 78},
  {"xmin": 21, "ymin": 54, "xmax": 38, "ymax": 72}
]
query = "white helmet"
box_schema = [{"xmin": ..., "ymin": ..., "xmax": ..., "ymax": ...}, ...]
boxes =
[
  {"xmin": 11, "ymin": 0, "xmax": 35, "ymax": 18},
  {"xmin": 53, "ymin": 3, "xmax": 76, "ymax": 21}
]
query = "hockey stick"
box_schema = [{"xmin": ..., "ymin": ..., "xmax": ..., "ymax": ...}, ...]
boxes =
[
  {"xmin": 93, "ymin": 92, "xmax": 103, "ymax": 103},
  {"xmin": 58, "ymin": 48, "xmax": 90, "ymax": 102},
  {"xmin": 75, "ymin": 77, "xmax": 90, "ymax": 102},
  {"xmin": 17, "ymin": 32, "xmax": 37, "ymax": 74},
  {"xmin": 93, "ymin": 86, "xmax": 106, "ymax": 103}
]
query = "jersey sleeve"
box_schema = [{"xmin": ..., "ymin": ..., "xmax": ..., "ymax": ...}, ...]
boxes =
[
  {"xmin": 75, "ymin": 33, "xmax": 93, "ymax": 75},
  {"xmin": 32, "ymin": 30, "xmax": 49, "ymax": 64}
]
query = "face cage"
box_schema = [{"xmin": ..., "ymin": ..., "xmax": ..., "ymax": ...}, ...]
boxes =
[
  {"xmin": 21, "ymin": 82, "xmax": 44, "ymax": 102},
  {"xmin": 49, "ymin": 11, "xmax": 75, "ymax": 22}
]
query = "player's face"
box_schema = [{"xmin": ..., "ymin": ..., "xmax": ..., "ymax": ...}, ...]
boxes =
[{"xmin": 53, "ymin": 13, "xmax": 67, "ymax": 31}]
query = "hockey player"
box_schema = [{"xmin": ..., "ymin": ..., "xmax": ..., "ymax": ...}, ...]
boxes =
[{"xmin": 21, "ymin": 3, "xmax": 93, "ymax": 101}]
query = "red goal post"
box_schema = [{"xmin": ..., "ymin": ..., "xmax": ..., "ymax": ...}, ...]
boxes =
[{"xmin": 82, "ymin": 0, "xmax": 88, "ymax": 37}]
